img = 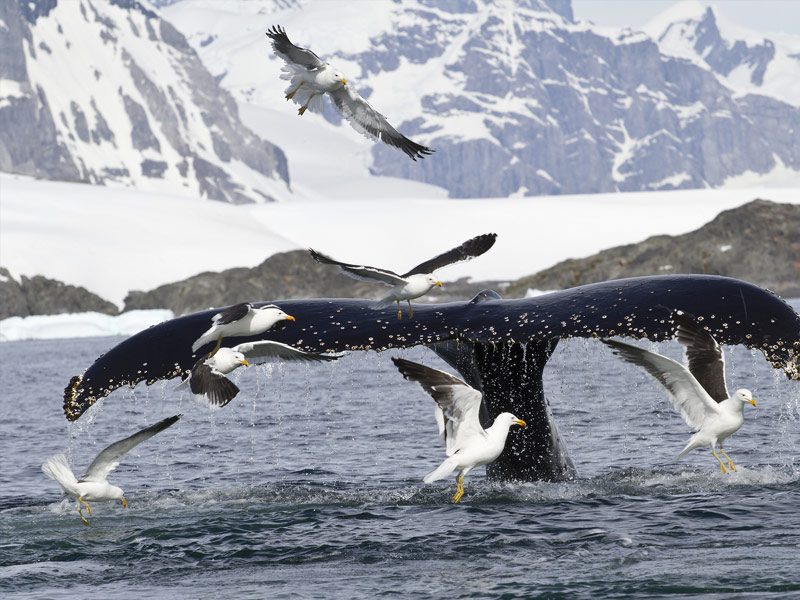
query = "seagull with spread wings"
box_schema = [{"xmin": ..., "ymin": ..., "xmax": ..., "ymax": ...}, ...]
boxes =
[
  {"xmin": 602, "ymin": 311, "xmax": 756, "ymax": 473},
  {"xmin": 265, "ymin": 25, "xmax": 434, "ymax": 161},
  {"xmin": 393, "ymin": 357, "xmax": 526, "ymax": 503},
  {"xmin": 41, "ymin": 415, "xmax": 181, "ymax": 525},
  {"xmin": 309, "ymin": 233, "xmax": 497, "ymax": 319},
  {"xmin": 192, "ymin": 303, "xmax": 295, "ymax": 355},
  {"xmin": 179, "ymin": 342, "xmax": 342, "ymax": 407}
]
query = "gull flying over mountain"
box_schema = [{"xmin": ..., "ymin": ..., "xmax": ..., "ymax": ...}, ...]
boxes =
[
  {"xmin": 179, "ymin": 342, "xmax": 342, "ymax": 407},
  {"xmin": 41, "ymin": 415, "xmax": 181, "ymax": 525},
  {"xmin": 392, "ymin": 357, "xmax": 525, "ymax": 503},
  {"xmin": 309, "ymin": 233, "xmax": 497, "ymax": 319},
  {"xmin": 602, "ymin": 311, "xmax": 757, "ymax": 473},
  {"xmin": 266, "ymin": 25, "xmax": 434, "ymax": 161}
]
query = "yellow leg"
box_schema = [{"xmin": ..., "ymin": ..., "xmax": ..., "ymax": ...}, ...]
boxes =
[
  {"xmin": 712, "ymin": 448, "xmax": 728, "ymax": 474},
  {"xmin": 286, "ymin": 82, "xmax": 303, "ymax": 100},
  {"xmin": 298, "ymin": 94, "xmax": 316, "ymax": 116},
  {"xmin": 452, "ymin": 474, "xmax": 464, "ymax": 503},
  {"xmin": 76, "ymin": 500, "xmax": 91, "ymax": 526},
  {"xmin": 396, "ymin": 301, "xmax": 402, "ymax": 320},
  {"xmin": 408, "ymin": 301, "xmax": 414, "ymax": 320},
  {"xmin": 719, "ymin": 448, "xmax": 737, "ymax": 472},
  {"xmin": 207, "ymin": 335, "xmax": 223, "ymax": 358},
  {"xmin": 78, "ymin": 496, "xmax": 93, "ymax": 515}
]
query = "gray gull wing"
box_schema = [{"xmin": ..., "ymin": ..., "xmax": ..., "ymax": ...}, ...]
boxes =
[
  {"xmin": 403, "ymin": 233, "xmax": 497, "ymax": 277},
  {"xmin": 602, "ymin": 339, "xmax": 721, "ymax": 430},
  {"xmin": 308, "ymin": 248, "xmax": 406, "ymax": 286},
  {"xmin": 328, "ymin": 85, "xmax": 433, "ymax": 161},
  {"xmin": 265, "ymin": 25, "xmax": 324, "ymax": 70},
  {"xmin": 233, "ymin": 340, "xmax": 342, "ymax": 363},
  {"xmin": 80, "ymin": 415, "xmax": 181, "ymax": 482},
  {"xmin": 672, "ymin": 310, "xmax": 729, "ymax": 403}
]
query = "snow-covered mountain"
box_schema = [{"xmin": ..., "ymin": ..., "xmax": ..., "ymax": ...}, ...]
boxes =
[
  {"xmin": 165, "ymin": 0, "xmax": 800, "ymax": 198},
  {"xmin": 0, "ymin": 0, "xmax": 289, "ymax": 203},
  {"xmin": 643, "ymin": 1, "xmax": 800, "ymax": 108}
]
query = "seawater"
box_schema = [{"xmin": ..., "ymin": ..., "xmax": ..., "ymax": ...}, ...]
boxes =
[{"xmin": 2, "ymin": 304, "xmax": 800, "ymax": 599}]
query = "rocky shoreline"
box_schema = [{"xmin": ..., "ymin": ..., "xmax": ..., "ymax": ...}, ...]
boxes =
[{"xmin": 2, "ymin": 200, "xmax": 797, "ymax": 321}]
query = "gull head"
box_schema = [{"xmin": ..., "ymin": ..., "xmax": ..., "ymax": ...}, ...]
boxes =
[
  {"xmin": 733, "ymin": 388, "xmax": 757, "ymax": 407},
  {"xmin": 212, "ymin": 349, "xmax": 250, "ymax": 372},
  {"xmin": 496, "ymin": 412, "xmax": 527, "ymax": 429},
  {"xmin": 426, "ymin": 274, "xmax": 443, "ymax": 288}
]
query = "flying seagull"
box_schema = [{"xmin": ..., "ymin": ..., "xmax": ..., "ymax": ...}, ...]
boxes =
[
  {"xmin": 41, "ymin": 414, "xmax": 181, "ymax": 525},
  {"xmin": 265, "ymin": 25, "xmax": 434, "ymax": 161},
  {"xmin": 392, "ymin": 357, "xmax": 526, "ymax": 503},
  {"xmin": 309, "ymin": 233, "xmax": 497, "ymax": 319},
  {"xmin": 602, "ymin": 311, "xmax": 756, "ymax": 473},
  {"xmin": 191, "ymin": 303, "xmax": 295, "ymax": 354},
  {"xmin": 179, "ymin": 342, "xmax": 343, "ymax": 407}
]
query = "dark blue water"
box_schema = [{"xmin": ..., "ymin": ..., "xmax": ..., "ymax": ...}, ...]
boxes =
[{"xmin": 2, "ymin": 304, "xmax": 799, "ymax": 599}]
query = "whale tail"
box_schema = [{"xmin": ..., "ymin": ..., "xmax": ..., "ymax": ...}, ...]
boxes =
[
  {"xmin": 424, "ymin": 457, "xmax": 458, "ymax": 484},
  {"xmin": 41, "ymin": 454, "xmax": 80, "ymax": 497}
]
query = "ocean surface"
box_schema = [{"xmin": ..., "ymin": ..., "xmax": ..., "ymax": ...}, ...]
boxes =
[{"xmin": 2, "ymin": 301, "xmax": 799, "ymax": 599}]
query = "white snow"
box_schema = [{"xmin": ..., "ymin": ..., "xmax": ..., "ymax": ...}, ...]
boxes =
[{"xmin": 0, "ymin": 309, "xmax": 173, "ymax": 342}]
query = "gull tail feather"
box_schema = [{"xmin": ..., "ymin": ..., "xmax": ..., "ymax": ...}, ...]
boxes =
[
  {"xmin": 424, "ymin": 457, "xmax": 458, "ymax": 484},
  {"xmin": 41, "ymin": 454, "xmax": 80, "ymax": 496}
]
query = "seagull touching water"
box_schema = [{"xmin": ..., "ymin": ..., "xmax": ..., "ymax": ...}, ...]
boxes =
[
  {"xmin": 603, "ymin": 311, "xmax": 756, "ymax": 473},
  {"xmin": 41, "ymin": 415, "xmax": 181, "ymax": 525},
  {"xmin": 393, "ymin": 357, "xmax": 525, "ymax": 503},
  {"xmin": 266, "ymin": 25, "xmax": 434, "ymax": 161}
]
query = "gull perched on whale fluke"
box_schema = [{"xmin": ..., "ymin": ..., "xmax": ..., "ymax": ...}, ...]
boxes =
[
  {"xmin": 265, "ymin": 25, "xmax": 434, "ymax": 161},
  {"xmin": 309, "ymin": 233, "xmax": 497, "ymax": 320},
  {"xmin": 603, "ymin": 311, "xmax": 756, "ymax": 473},
  {"xmin": 192, "ymin": 303, "xmax": 295, "ymax": 354},
  {"xmin": 41, "ymin": 415, "xmax": 181, "ymax": 525},
  {"xmin": 392, "ymin": 357, "xmax": 526, "ymax": 503},
  {"xmin": 180, "ymin": 342, "xmax": 342, "ymax": 407}
]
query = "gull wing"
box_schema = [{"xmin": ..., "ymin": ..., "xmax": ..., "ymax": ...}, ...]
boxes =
[
  {"xmin": 188, "ymin": 359, "xmax": 240, "ymax": 407},
  {"xmin": 403, "ymin": 233, "xmax": 497, "ymax": 277},
  {"xmin": 672, "ymin": 310, "xmax": 729, "ymax": 402},
  {"xmin": 212, "ymin": 302, "xmax": 253, "ymax": 325},
  {"xmin": 602, "ymin": 339, "xmax": 720, "ymax": 431},
  {"xmin": 265, "ymin": 25, "xmax": 324, "ymax": 70},
  {"xmin": 328, "ymin": 85, "xmax": 433, "ymax": 161},
  {"xmin": 392, "ymin": 358, "xmax": 485, "ymax": 455},
  {"xmin": 80, "ymin": 415, "xmax": 181, "ymax": 483},
  {"xmin": 308, "ymin": 248, "xmax": 406, "ymax": 286},
  {"xmin": 234, "ymin": 340, "xmax": 342, "ymax": 363}
]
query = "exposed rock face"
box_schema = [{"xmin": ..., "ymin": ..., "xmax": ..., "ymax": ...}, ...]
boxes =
[
  {"xmin": 0, "ymin": 268, "xmax": 118, "ymax": 320},
  {"xmin": 0, "ymin": 0, "xmax": 288, "ymax": 203},
  {"xmin": 122, "ymin": 250, "xmax": 505, "ymax": 316},
  {"xmin": 506, "ymin": 200, "xmax": 800, "ymax": 298}
]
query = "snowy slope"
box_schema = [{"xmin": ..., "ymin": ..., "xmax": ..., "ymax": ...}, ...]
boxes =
[
  {"xmin": 4, "ymin": 172, "xmax": 798, "ymax": 312},
  {"xmin": 643, "ymin": 1, "xmax": 800, "ymax": 108},
  {"xmin": 0, "ymin": 0, "xmax": 288, "ymax": 202},
  {"xmin": 164, "ymin": 0, "xmax": 800, "ymax": 198}
]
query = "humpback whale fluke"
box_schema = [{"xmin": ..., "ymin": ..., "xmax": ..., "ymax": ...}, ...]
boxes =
[{"xmin": 63, "ymin": 275, "xmax": 800, "ymax": 482}]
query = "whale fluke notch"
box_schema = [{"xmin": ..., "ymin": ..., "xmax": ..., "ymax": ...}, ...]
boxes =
[{"xmin": 63, "ymin": 275, "xmax": 800, "ymax": 481}]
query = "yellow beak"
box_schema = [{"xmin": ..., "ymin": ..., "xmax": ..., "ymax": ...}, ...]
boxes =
[
  {"xmin": 340, "ymin": 78, "xmax": 347, "ymax": 85},
  {"xmin": 121, "ymin": 497, "xmax": 128, "ymax": 508},
  {"xmin": 435, "ymin": 281, "xmax": 443, "ymax": 287},
  {"xmin": 240, "ymin": 360, "xmax": 250, "ymax": 367},
  {"xmin": 747, "ymin": 398, "xmax": 757, "ymax": 407},
  {"xmin": 515, "ymin": 419, "xmax": 527, "ymax": 427},
  {"xmin": 285, "ymin": 315, "xmax": 296, "ymax": 322}
]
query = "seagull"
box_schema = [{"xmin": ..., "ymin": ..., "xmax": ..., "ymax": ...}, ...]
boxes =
[
  {"xmin": 265, "ymin": 25, "xmax": 434, "ymax": 161},
  {"xmin": 602, "ymin": 311, "xmax": 756, "ymax": 473},
  {"xmin": 392, "ymin": 357, "xmax": 526, "ymax": 503},
  {"xmin": 41, "ymin": 415, "xmax": 181, "ymax": 525},
  {"xmin": 179, "ymin": 342, "xmax": 343, "ymax": 407},
  {"xmin": 309, "ymin": 233, "xmax": 497, "ymax": 320},
  {"xmin": 191, "ymin": 303, "xmax": 295, "ymax": 354}
]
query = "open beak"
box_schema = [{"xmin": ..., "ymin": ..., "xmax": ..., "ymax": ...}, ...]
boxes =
[
  {"xmin": 747, "ymin": 398, "xmax": 757, "ymax": 407},
  {"xmin": 121, "ymin": 497, "xmax": 128, "ymax": 508},
  {"xmin": 240, "ymin": 359, "xmax": 250, "ymax": 368},
  {"xmin": 285, "ymin": 315, "xmax": 296, "ymax": 322},
  {"xmin": 514, "ymin": 419, "xmax": 527, "ymax": 427}
]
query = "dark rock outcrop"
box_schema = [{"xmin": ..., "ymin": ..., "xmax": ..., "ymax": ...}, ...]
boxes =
[{"xmin": 506, "ymin": 200, "xmax": 800, "ymax": 298}]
